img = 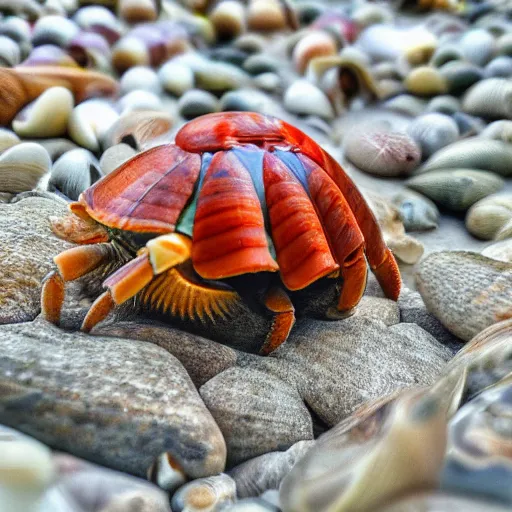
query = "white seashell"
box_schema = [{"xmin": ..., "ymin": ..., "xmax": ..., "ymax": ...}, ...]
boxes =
[
  {"xmin": 147, "ymin": 452, "xmax": 186, "ymax": 493},
  {"xmin": 99, "ymin": 143, "xmax": 137, "ymax": 175},
  {"xmin": 407, "ymin": 113, "xmax": 459, "ymax": 159},
  {"xmin": 462, "ymin": 78, "xmax": 512, "ymax": 120},
  {"xmin": 0, "ymin": 128, "xmax": 20, "ymax": 153},
  {"xmin": 68, "ymin": 100, "xmax": 119, "ymax": 152},
  {"xmin": 284, "ymin": 79, "xmax": 334, "ymax": 119},
  {"xmin": 466, "ymin": 194, "xmax": 512, "ymax": 240},
  {"xmin": 120, "ymin": 66, "xmax": 162, "ymax": 96},
  {"xmin": 158, "ymin": 61, "xmax": 195, "ymax": 97},
  {"xmin": 117, "ymin": 90, "xmax": 162, "ymax": 115},
  {"xmin": 0, "ymin": 142, "xmax": 51, "ymax": 193},
  {"xmin": 13, "ymin": 87, "xmax": 74, "ymax": 139},
  {"xmin": 0, "ymin": 35, "xmax": 21, "ymax": 67}
]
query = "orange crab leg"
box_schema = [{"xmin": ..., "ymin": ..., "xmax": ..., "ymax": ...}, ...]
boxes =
[{"xmin": 260, "ymin": 287, "xmax": 295, "ymax": 355}]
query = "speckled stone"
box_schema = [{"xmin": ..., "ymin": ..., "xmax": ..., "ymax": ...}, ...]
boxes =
[
  {"xmin": 352, "ymin": 296, "xmax": 400, "ymax": 326},
  {"xmin": 416, "ymin": 251, "xmax": 512, "ymax": 341},
  {"xmin": 0, "ymin": 319, "xmax": 227, "ymax": 479}
]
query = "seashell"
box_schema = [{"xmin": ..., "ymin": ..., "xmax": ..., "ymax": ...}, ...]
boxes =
[
  {"xmin": 21, "ymin": 44, "xmax": 78, "ymax": 68},
  {"xmin": 496, "ymin": 218, "xmax": 512, "ymax": 241},
  {"xmin": 171, "ymin": 474, "xmax": 236, "ymax": 512},
  {"xmin": 178, "ymin": 89, "xmax": 219, "ymax": 119},
  {"xmin": 439, "ymin": 60, "xmax": 484, "ymax": 96},
  {"xmin": 120, "ymin": 66, "xmax": 162, "ymax": 96},
  {"xmin": 419, "ymin": 138, "xmax": 512, "ymax": 177},
  {"xmin": 0, "ymin": 143, "xmax": 51, "ymax": 193},
  {"xmin": 0, "ymin": 35, "xmax": 21, "ymax": 67},
  {"xmin": 118, "ymin": 0, "xmax": 159, "ymax": 23},
  {"xmin": 0, "ymin": 128, "xmax": 20, "ymax": 153},
  {"xmin": 482, "ymin": 239, "xmax": 512, "ymax": 263},
  {"xmin": 425, "ymin": 95, "xmax": 460, "ymax": 115},
  {"xmin": 99, "ymin": 143, "xmax": 137, "ymax": 175},
  {"xmin": 209, "ymin": 0, "xmax": 246, "ymax": 41},
  {"xmin": 233, "ymin": 33, "xmax": 266, "ymax": 55},
  {"xmin": 430, "ymin": 44, "xmax": 463, "ymax": 67},
  {"xmin": 147, "ymin": 452, "xmax": 187, "ymax": 493},
  {"xmin": 364, "ymin": 190, "xmax": 424, "ymax": 264},
  {"xmin": 158, "ymin": 61, "xmax": 194, "ymax": 97},
  {"xmin": 254, "ymin": 72, "xmax": 281, "ymax": 93},
  {"xmin": 441, "ymin": 382, "xmax": 512, "ymax": 505},
  {"xmin": 117, "ymin": 90, "xmax": 162, "ymax": 114},
  {"xmin": 405, "ymin": 66, "xmax": 448, "ymax": 96},
  {"xmin": 460, "ymin": 28, "xmax": 496, "ymax": 67},
  {"xmin": 407, "ymin": 113, "xmax": 459, "ymax": 159},
  {"xmin": 407, "ymin": 169, "xmax": 505, "ymax": 212},
  {"xmin": 12, "ymin": 86, "xmax": 74, "ymax": 138},
  {"xmin": 103, "ymin": 110, "xmax": 173, "ymax": 151},
  {"xmin": 344, "ymin": 127, "xmax": 420, "ymax": 177},
  {"xmin": 31, "ymin": 15, "xmax": 79, "ymax": 48},
  {"xmin": 48, "ymin": 148, "xmax": 102, "ymax": 200},
  {"xmin": 383, "ymin": 94, "xmax": 427, "ymax": 117},
  {"xmin": 484, "ymin": 56, "xmax": 512, "ymax": 78},
  {"xmin": 68, "ymin": 99, "xmax": 119, "ymax": 152},
  {"xmin": 465, "ymin": 194, "xmax": 512, "ymax": 240},
  {"xmin": 247, "ymin": 0, "xmax": 295, "ymax": 33},
  {"xmin": 280, "ymin": 388, "xmax": 448, "ymax": 512},
  {"xmin": 292, "ymin": 31, "xmax": 337, "ymax": 75},
  {"xmin": 392, "ymin": 189, "xmax": 440, "ymax": 231},
  {"xmin": 462, "ymin": 78, "xmax": 512, "ymax": 120},
  {"xmin": 283, "ymin": 79, "xmax": 334, "ymax": 120}
]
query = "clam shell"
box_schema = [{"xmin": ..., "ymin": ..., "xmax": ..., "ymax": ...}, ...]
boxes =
[
  {"xmin": 147, "ymin": 452, "xmax": 186, "ymax": 492},
  {"xmin": 209, "ymin": 0, "xmax": 246, "ymax": 40},
  {"xmin": 419, "ymin": 138, "xmax": 512, "ymax": 177},
  {"xmin": 120, "ymin": 65, "xmax": 162, "ymax": 95},
  {"xmin": 407, "ymin": 169, "xmax": 505, "ymax": 212},
  {"xmin": 158, "ymin": 61, "xmax": 194, "ymax": 97},
  {"xmin": 392, "ymin": 189, "xmax": 440, "ymax": 231},
  {"xmin": 171, "ymin": 474, "xmax": 236, "ymax": 512},
  {"xmin": 280, "ymin": 388, "xmax": 448, "ymax": 512},
  {"xmin": 12, "ymin": 86, "xmax": 74, "ymax": 138},
  {"xmin": 284, "ymin": 79, "xmax": 334, "ymax": 119},
  {"xmin": 68, "ymin": 99, "xmax": 119, "ymax": 152},
  {"xmin": 99, "ymin": 143, "xmax": 137, "ymax": 175},
  {"xmin": 465, "ymin": 194, "xmax": 512, "ymax": 240},
  {"xmin": 344, "ymin": 128, "xmax": 420, "ymax": 177},
  {"xmin": 482, "ymin": 239, "xmax": 512, "ymax": 263},
  {"xmin": 405, "ymin": 66, "xmax": 447, "ymax": 97},
  {"xmin": 462, "ymin": 78, "xmax": 512, "ymax": 120},
  {"xmin": 407, "ymin": 113, "xmax": 459, "ymax": 159},
  {"xmin": 0, "ymin": 143, "xmax": 51, "ymax": 193},
  {"xmin": 48, "ymin": 148, "xmax": 102, "ymax": 200}
]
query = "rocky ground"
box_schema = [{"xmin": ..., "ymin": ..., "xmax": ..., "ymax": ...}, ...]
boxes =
[{"xmin": 0, "ymin": 0, "xmax": 511, "ymax": 511}]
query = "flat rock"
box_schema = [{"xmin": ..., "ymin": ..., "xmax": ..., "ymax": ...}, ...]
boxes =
[
  {"xmin": 0, "ymin": 320, "xmax": 226, "ymax": 479},
  {"xmin": 416, "ymin": 251, "xmax": 512, "ymax": 341}
]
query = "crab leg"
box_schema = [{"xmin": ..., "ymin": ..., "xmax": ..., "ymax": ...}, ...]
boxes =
[
  {"xmin": 41, "ymin": 243, "xmax": 114, "ymax": 325},
  {"xmin": 81, "ymin": 233, "xmax": 192, "ymax": 332},
  {"xmin": 260, "ymin": 287, "xmax": 295, "ymax": 355}
]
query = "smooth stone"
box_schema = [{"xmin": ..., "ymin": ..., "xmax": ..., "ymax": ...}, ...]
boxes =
[
  {"xmin": 222, "ymin": 498, "xmax": 279, "ymax": 511},
  {"xmin": 392, "ymin": 189, "xmax": 440, "ymax": 232},
  {"xmin": 0, "ymin": 425, "xmax": 55, "ymax": 512},
  {"xmin": 0, "ymin": 128, "xmax": 20, "ymax": 153},
  {"xmin": 171, "ymin": 474, "xmax": 236, "ymax": 512},
  {"xmin": 344, "ymin": 128, "xmax": 420, "ymax": 177},
  {"xmin": 32, "ymin": 15, "xmax": 79, "ymax": 47},
  {"xmin": 439, "ymin": 61, "xmax": 484, "ymax": 96},
  {"xmin": 485, "ymin": 56, "xmax": 512, "ymax": 78},
  {"xmin": 220, "ymin": 89, "xmax": 270, "ymax": 113},
  {"xmin": 0, "ymin": 319, "xmax": 227, "ymax": 479},
  {"xmin": 460, "ymin": 29, "xmax": 496, "ymax": 66},
  {"xmin": 158, "ymin": 61, "xmax": 195, "ymax": 97},
  {"xmin": 465, "ymin": 194, "xmax": 512, "ymax": 240},
  {"xmin": 42, "ymin": 452, "xmax": 171, "ymax": 512},
  {"xmin": 405, "ymin": 66, "xmax": 447, "ymax": 97},
  {"xmin": 253, "ymin": 72, "xmax": 281, "ymax": 93},
  {"xmin": 33, "ymin": 138, "xmax": 80, "ymax": 162},
  {"xmin": 462, "ymin": 78, "xmax": 512, "ymax": 120},
  {"xmin": 243, "ymin": 54, "xmax": 280, "ymax": 76},
  {"xmin": 0, "ymin": 34, "xmax": 21, "ymax": 67},
  {"xmin": 209, "ymin": 0, "xmax": 246, "ymax": 40},
  {"xmin": 398, "ymin": 288, "xmax": 464, "ymax": 353},
  {"xmin": 283, "ymin": 79, "xmax": 334, "ymax": 119},
  {"xmin": 480, "ymin": 120, "xmax": 512, "ymax": 143},
  {"xmin": 416, "ymin": 251, "xmax": 512, "ymax": 341},
  {"xmin": 425, "ymin": 95, "xmax": 461, "ymax": 116},
  {"xmin": 482, "ymin": 239, "xmax": 512, "ymax": 263},
  {"xmin": 120, "ymin": 66, "xmax": 162, "ymax": 95},
  {"xmin": 419, "ymin": 138, "xmax": 512, "ymax": 177},
  {"xmin": 178, "ymin": 89, "xmax": 219, "ymax": 119},
  {"xmin": 452, "ymin": 112, "xmax": 485, "ymax": 138},
  {"xmin": 229, "ymin": 441, "xmax": 315, "ymax": 498},
  {"xmin": 99, "ymin": 143, "xmax": 137, "ymax": 175},
  {"xmin": 200, "ymin": 367, "xmax": 313, "ymax": 467},
  {"xmin": 292, "ymin": 30, "xmax": 337, "ymax": 75},
  {"xmin": 117, "ymin": 90, "xmax": 162, "ymax": 114},
  {"xmin": 0, "ymin": 195, "xmax": 71, "ymax": 324},
  {"xmin": 383, "ymin": 95, "xmax": 426, "ymax": 117},
  {"xmin": 430, "ymin": 44, "xmax": 463, "ymax": 67},
  {"xmin": 496, "ymin": 218, "xmax": 512, "ymax": 241},
  {"xmin": 407, "ymin": 113, "xmax": 459, "ymax": 159},
  {"xmin": 406, "ymin": 169, "xmax": 505, "ymax": 212}
]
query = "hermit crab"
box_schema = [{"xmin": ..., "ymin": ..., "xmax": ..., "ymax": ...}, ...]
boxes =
[{"xmin": 41, "ymin": 112, "xmax": 401, "ymax": 354}]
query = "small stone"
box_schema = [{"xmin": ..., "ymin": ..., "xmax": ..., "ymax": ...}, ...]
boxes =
[
  {"xmin": 405, "ymin": 66, "xmax": 448, "ymax": 97},
  {"xmin": 178, "ymin": 89, "xmax": 219, "ymax": 119},
  {"xmin": 158, "ymin": 61, "xmax": 195, "ymax": 97},
  {"xmin": 99, "ymin": 143, "xmax": 137, "ymax": 175},
  {"xmin": 120, "ymin": 66, "xmax": 162, "ymax": 95},
  {"xmin": 482, "ymin": 239, "xmax": 512, "ymax": 263},
  {"xmin": 407, "ymin": 113, "xmax": 459, "ymax": 159},
  {"xmin": 284, "ymin": 79, "xmax": 334, "ymax": 119}
]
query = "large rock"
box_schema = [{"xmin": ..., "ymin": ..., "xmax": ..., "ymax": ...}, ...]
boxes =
[{"xmin": 0, "ymin": 320, "xmax": 226, "ymax": 479}]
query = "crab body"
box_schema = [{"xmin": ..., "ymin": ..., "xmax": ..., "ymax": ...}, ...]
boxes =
[{"xmin": 41, "ymin": 112, "xmax": 401, "ymax": 354}]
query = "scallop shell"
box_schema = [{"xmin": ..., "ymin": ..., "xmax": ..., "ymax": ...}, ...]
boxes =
[
  {"xmin": 0, "ymin": 143, "xmax": 51, "ymax": 193},
  {"xmin": 280, "ymin": 388, "xmax": 448, "ymax": 512},
  {"xmin": 462, "ymin": 78, "xmax": 512, "ymax": 120},
  {"xmin": 407, "ymin": 113, "xmax": 459, "ymax": 159},
  {"xmin": 48, "ymin": 148, "xmax": 102, "ymax": 200},
  {"xmin": 407, "ymin": 169, "xmax": 505, "ymax": 212},
  {"xmin": 171, "ymin": 474, "xmax": 236, "ymax": 512},
  {"xmin": 465, "ymin": 194, "xmax": 512, "ymax": 240},
  {"xmin": 12, "ymin": 86, "xmax": 74, "ymax": 138},
  {"xmin": 392, "ymin": 189, "xmax": 440, "ymax": 231},
  {"xmin": 418, "ymin": 138, "xmax": 512, "ymax": 177},
  {"xmin": 68, "ymin": 99, "xmax": 119, "ymax": 152}
]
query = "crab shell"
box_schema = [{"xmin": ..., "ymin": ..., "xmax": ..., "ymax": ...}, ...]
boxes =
[{"xmin": 42, "ymin": 112, "xmax": 401, "ymax": 354}]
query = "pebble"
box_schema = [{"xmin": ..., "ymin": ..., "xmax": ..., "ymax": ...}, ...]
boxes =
[
  {"xmin": 284, "ymin": 79, "xmax": 334, "ymax": 119},
  {"xmin": 407, "ymin": 113, "xmax": 459, "ymax": 159},
  {"xmin": 392, "ymin": 189, "xmax": 440, "ymax": 231},
  {"xmin": 460, "ymin": 29, "xmax": 496, "ymax": 66},
  {"xmin": 380, "ymin": 493, "xmax": 511, "ymax": 511},
  {"xmin": 158, "ymin": 61, "xmax": 195, "ymax": 97},
  {"xmin": 462, "ymin": 77, "xmax": 512, "ymax": 120},
  {"xmin": 120, "ymin": 65, "xmax": 162, "ymax": 95},
  {"xmin": 405, "ymin": 66, "xmax": 448, "ymax": 96},
  {"xmin": 465, "ymin": 194, "xmax": 512, "ymax": 240},
  {"xmin": 178, "ymin": 89, "xmax": 219, "ymax": 119},
  {"xmin": 416, "ymin": 251, "xmax": 512, "ymax": 341},
  {"xmin": 99, "ymin": 143, "xmax": 137, "ymax": 175}
]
